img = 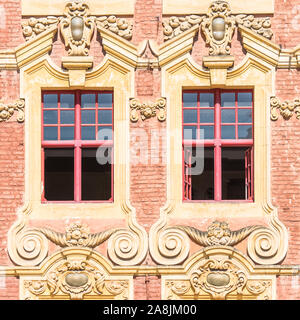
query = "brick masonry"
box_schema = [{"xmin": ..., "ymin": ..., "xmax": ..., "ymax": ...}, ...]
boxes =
[{"xmin": 0, "ymin": 0, "xmax": 299, "ymax": 300}]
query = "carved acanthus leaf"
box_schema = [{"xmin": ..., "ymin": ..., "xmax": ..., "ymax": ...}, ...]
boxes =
[
  {"xmin": 270, "ymin": 96, "xmax": 300, "ymax": 121},
  {"xmin": 175, "ymin": 220, "xmax": 262, "ymax": 247},
  {"xmin": 0, "ymin": 99, "xmax": 25, "ymax": 123},
  {"xmin": 36, "ymin": 223, "xmax": 120, "ymax": 248},
  {"xmin": 96, "ymin": 16, "xmax": 133, "ymax": 40},
  {"xmin": 130, "ymin": 97, "xmax": 166, "ymax": 122}
]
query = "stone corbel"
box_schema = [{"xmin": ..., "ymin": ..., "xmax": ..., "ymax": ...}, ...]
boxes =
[
  {"xmin": 62, "ymin": 56, "xmax": 93, "ymax": 87},
  {"xmin": 203, "ymin": 55, "xmax": 234, "ymax": 86}
]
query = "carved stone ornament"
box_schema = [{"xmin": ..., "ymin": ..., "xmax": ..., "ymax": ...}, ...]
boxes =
[
  {"xmin": 130, "ymin": 98, "xmax": 166, "ymax": 122},
  {"xmin": 96, "ymin": 16, "xmax": 133, "ymax": 40},
  {"xmin": 270, "ymin": 96, "xmax": 300, "ymax": 121},
  {"xmin": 21, "ymin": 17, "xmax": 60, "ymax": 41},
  {"xmin": 23, "ymin": 256, "xmax": 129, "ymax": 300},
  {"xmin": 175, "ymin": 220, "xmax": 262, "ymax": 247},
  {"xmin": 36, "ymin": 222, "xmax": 120, "ymax": 248},
  {"xmin": 0, "ymin": 99, "xmax": 25, "ymax": 122}
]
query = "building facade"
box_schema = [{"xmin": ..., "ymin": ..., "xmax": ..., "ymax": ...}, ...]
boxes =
[{"xmin": 0, "ymin": 0, "xmax": 300, "ymax": 300}]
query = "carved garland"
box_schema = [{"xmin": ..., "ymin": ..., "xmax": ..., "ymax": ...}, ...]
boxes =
[
  {"xmin": 270, "ymin": 96, "xmax": 300, "ymax": 121},
  {"xmin": 130, "ymin": 98, "xmax": 166, "ymax": 122},
  {"xmin": 0, "ymin": 99, "xmax": 25, "ymax": 123}
]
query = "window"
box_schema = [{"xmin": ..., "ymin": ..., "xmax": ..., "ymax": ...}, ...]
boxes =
[
  {"xmin": 183, "ymin": 89, "xmax": 253, "ymax": 201},
  {"xmin": 42, "ymin": 91, "xmax": 113, "ymax": 202}
]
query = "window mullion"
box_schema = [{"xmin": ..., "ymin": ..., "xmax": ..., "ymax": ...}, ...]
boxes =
[
  {"xmin": 214, "ymin": 89, "xmax": 222, "ymax": 201},
  {"xmin": 74, "ymin": 91, "xmax": 82, "ymax": 202}
]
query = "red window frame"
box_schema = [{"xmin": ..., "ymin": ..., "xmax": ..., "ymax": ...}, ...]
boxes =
[
  {"xmin": 41, "ymin": 90, "xmax": 114, "ymax": 203},
  {"xmin": 182, "ymin": 89, "xmax": 254, "ymax": 202}
]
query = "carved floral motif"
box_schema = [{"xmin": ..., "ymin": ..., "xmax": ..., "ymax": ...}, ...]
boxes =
[
  {"xmin": 175, "ymin": 220, "xmax": 262, "ymax": 247},
  {"xmin": 130, "ymin": 98, "xmax": 166, "ymax": 122},
  {"xmin": 235, "ymin": 15, "xmax": 273, "ymax": 39},
  {"xmin": 22, "ymin": 17, "xmax": 60, "ymax": 41},
  {"xmin": 96, "ymin": 16, "xmax": 133, "ymax": 40},
  {"xmin": 270, "ymin": 96, "xmax": 300, "ymax": 121},
  {"xmin": 0, "ymin": 99, "xmax": 25, "ymax": 123}
]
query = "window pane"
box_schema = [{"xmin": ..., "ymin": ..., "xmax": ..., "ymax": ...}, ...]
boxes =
[
  {"xmin": 238, "ymin": 109, "xmax": 252, "ymax": 123},
  {"xmin": 191, "ymin": 147, "xmax": 214, "ymax": 200},
  {"xmin": 44, "ymin": 127, "xmax": 58, "ymax": 140},
  {"xmin": 201, "ymin": 125, "xmax": 214, "ymax": 139},
  {"xmin": 44, "ymin": 148, "xmax": 74, "ymax": 201},
  {"xmin": 60, "ymin": 126, "xmax": 74, "ymax": 140},
  {"xmin": 81, "ymin": 148, "xmax": 112, "ymax": 201},
  {"xmin": 183, "ymin": 93, "xmax": 197, "ymax": 108},
  {"xmin": 200, "ymin": 93, "xmax": 214, "ymax": 108},
  {"xmin": 61, "ymin": 94, "xmax": 75, "ymax": 108},
  {"xmin": 98, "ymin": 110, "xmax": 112, "ymax": 124},
  {"xmin": 183, "ymin": 109, "xmax": 197, "ymax": 123},
  {"xmin": 200, "ymin": 109, "xmax": 214, "ymax": 123},
  {"xmin": 221, "ymin": 109, "xmax": 235, "ymax": 123},
  {"xmin": 183, "ymin": 126, "xmax": 197, "ymax": 140},
  {"xmin": 81, "ymin": 110, "xmax": 95, "ymax": 124},
  {"xmin": 221, "ymin": 92, "xmax": 235, "ymax": 107},
  {"xmin": 98, "ymin": 93, "xmax": 113, "ymax": 108},
  {"xmin": 221, "ymin": 125, "xmax": 235, "ymax": 139},
  {"xmin": 82, "ymin": 126, "xmax": 95, "ymax": 140},
  {"xmin": 44, "ymin": 94, "xmax": 58, "ymax": 108},
  {"xmin": 61, "ymin": 110, "xmax": 75, "ymax": 124},
  {"xmin": 98, "ymin": 126, "xmax": 113, "ymax": 140},
  {"xmin": 82, "ymin": 94, "xmax": 96, "ymax": 108},
  {"xmin": 238, "ymin": 125, "xmax": 252, "ymax": 139},
  {"xmin": 43, "ymin": 110, "xmax": 58, "ymax": 124},
  {"xmin": 238, "ymin": 92, "xmax": 252, "ymax": 107},
  {"xmin": 222, "ymin": 148, "xmax": 246, "ymax": 200}
]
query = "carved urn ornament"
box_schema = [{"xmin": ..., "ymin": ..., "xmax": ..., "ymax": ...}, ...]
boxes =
[{"xmin": 201, "ymin": 1, "xmax": 236, "ymax": 55}]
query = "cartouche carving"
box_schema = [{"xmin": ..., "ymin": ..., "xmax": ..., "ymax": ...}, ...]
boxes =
[
  {"xmin": 175, "ymin": 221, "xmax": 262, "ymax": 247},
  {"xmin": 235, "ymin": 15, "xmax": 273, "ymax": 40},
  {"xmin": 130, "ymin": 98, "xmax": 166, "ymax": 122},
  {"xmin": 270, "ymin": 96, "xmax": 300, "ymax": 121},
  {"xmin": 96, "ymin": 16, "xmax": 133, "ymax": 40},
  {"xmin": 37, "ymin": 223, "xmax": 120, "ymax": 248},
  {"xmin": 163, "ymin": 15, "xmax": 202, "ymax": 41},
  {"xmin": 22, "ymin": 17, "xmax": 60, "ymax": 41},
  {"xmin": 0, "ymin": 99, "xmax": 25, "ymax": 123}
]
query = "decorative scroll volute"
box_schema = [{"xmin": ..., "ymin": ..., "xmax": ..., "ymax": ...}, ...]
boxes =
[
  {"xmin": 0, "ymin": 99, "xmax": 25, "ymax": 123},
  {"xmin": 270, "ymin": 96, "xmax": 300, "ymax": 121},
  {"xmin": 130, "ymin": 98, "xmax": 166, "ymax": 122},
  {"xmin": 201, "ymin": 1, "xmax": 236, "ymax": 55},
  {"xmin": 60, "ymin": 1, "xmax": 95, "ymax": 56}
]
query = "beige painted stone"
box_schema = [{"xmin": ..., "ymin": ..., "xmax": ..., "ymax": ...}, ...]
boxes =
[
  {"xmin": 21, "ymin": 0, "xmax": 134, "ymax": 16},
  {"xmin": 163, "ymin": 0, "xmax": 274, "ymax": 15}
]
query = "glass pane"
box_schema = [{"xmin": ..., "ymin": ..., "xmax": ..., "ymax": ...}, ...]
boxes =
[
  {"xmin": 183, "ymin": 126, "xmax": 197, "ymax": 140},
  {"xmin": 183, "ymin": 93, "xmax": 197, "ymax": 108},
  {"xmin": 44, "ymin": 148, "xmax": 74, "ymax": 201},
  {"xmin": 221, "ymin": 92, "xmax": 235, "ymax": 107},
  {"xmin": 98, "ymin": 110, "xmax": 112, "ymax": 124},
  {"xmin": 60, "ymin": 126, "xmax": 74, "ymax": 140},
  {"xmin": 191, "ymin": 147, "xmax": 214, "ymax": 200},
  {"xmin": 221, "ymin": 125, "xmax": 235, "ymax": 139},
  {"xmin": 201, "ymin": 125, "xmax": 214, "ymax": 139},
  {"xmin": 238, "ymin": 92, "xmax": 252, "ymax": 107},
  {"xmin": 221, "ymin": 109, "xmax": 235, "ymax": 123},
  {"xmin": 200, "ymin": 109, "xmax": 214, "ymax": 123},
  {"xmin": 81, "ymin": 148, "xmax": 112, "ymax": 201},
  {"xmin": 238, "ymin": 109, "xmax": 252, "ymax": 123},
  {"xmin": 200, "ymin": 93, "xmax": 214, "ymax": 108},
  {"xmin": 61, "ymin": 94, "xmax": 75, "ymax": 108},
  {"xmin": 82, "ymin": 94, "xmax": 96, "ymax": 108},
  {"xmin": 81, "ymin": 110, "xmax": 95, "ymax": 124},
  {"xmin": 183, "ymin": 109, "xmax": 197, "ymax": 123},
  {"xmin": 44, "ymin": 127, "xmax": 58, "ymax": 140},
  {"xmin": 82, "ymin": 126, "xmax": 95, "ymax": 140},
  {"xmin": 98, "ymin": 93, "xmax": 113, "ymax": 108},
  {"xmin": 98, "ymin": 126, "xmax": 113, "ymax": 140},
  {"xmin": 238, "ymin": 125, "xmax": 252, "ymax": 139},
  {"xmin": 43, "ymin": 94, "xmax": 58, "ymax": 108},
  {"xmin": 61, "ymin": 110, "xmax": 75, "ymax": 124},
  {"xmin": 222, "ymin": 147, "xmax": 246, "ymax": 200},
  {"xmin": 43, "ymin": 110, "xmax": 58, "ymax": 124}
]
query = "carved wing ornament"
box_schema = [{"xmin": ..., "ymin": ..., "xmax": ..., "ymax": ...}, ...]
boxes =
[
  {"xmin": 34, "ymin": 223, "xmax": 121, "ymax": 249},
  {"xmin": 174, "ymin": 221, "xmax": 263, "ymax": 247}
]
